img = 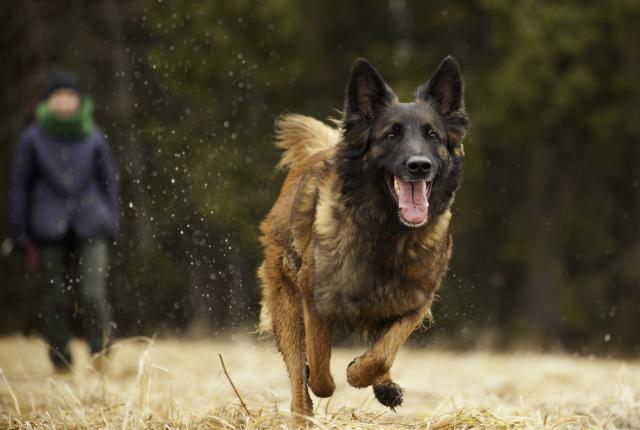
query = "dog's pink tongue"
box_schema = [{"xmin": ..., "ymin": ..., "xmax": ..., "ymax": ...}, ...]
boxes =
[{"xmin": 397, "ymin": 179, "xmax": 429, "ymax": 224}]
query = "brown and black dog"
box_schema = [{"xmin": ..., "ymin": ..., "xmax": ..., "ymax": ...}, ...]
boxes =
[{"xmin": 258, "ymin": 56, "xmax": 469, "ymax": 420}]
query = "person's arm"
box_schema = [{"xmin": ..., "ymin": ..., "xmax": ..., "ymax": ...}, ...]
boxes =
[
  {"xmin": 96, "ymin": 133, "xmax": 122, "ymax": 235},
  {"xmin": 10, "ymin": 131, "xmax": 34, "ymax": 249}
]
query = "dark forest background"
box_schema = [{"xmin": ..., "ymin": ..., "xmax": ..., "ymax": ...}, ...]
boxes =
[{"xmin": 1, "ymin": 0, "xmax": 639, "ymax": 354}]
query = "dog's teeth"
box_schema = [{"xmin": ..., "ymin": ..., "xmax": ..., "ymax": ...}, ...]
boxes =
[{"xmin": 393, "ymin": 177, "xmax": 400, "ymax": 194}]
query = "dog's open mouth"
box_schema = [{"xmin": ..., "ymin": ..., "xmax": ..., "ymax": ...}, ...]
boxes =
[{"xmin": 386, "ymin": 175, "xmax": 432, "ymax": 228}]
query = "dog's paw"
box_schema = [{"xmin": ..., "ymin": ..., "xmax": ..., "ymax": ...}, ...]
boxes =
[
  {"xmin": 373, "ymin": 380, "xmax": 403, "ymax": 411},
  {"xmin": 306, "ymin": 362, "xmax": 335, "ymax": 397},
  {"xmin": 309, "ymin": 375, "xmax": 336, "ymax": 398},
  {"xmin": 346, "ymin": 355, "xmax": 387, "ymax": 388}
]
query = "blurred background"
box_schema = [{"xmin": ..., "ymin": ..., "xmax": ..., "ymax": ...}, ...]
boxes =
[{"xmin": 1, "ymin": 0, "xmax": 639, "ymax": 355}]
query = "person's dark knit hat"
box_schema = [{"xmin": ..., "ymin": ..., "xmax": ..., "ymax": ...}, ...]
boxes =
[{"xmin": 43, "ymin": 67, "xmax": 80, "ymax": 99}]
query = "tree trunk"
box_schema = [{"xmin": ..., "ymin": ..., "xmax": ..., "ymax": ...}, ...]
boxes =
[
  {"xmin": 102, "ymin": 0, "xmax": 152, "ymax": 250},
  {"xmin": 520, "ymin": 142, "xmax": 563, "ymax": 345}
]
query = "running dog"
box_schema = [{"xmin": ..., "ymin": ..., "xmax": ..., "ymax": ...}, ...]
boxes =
[{"xmin": 258, "ymin": 56, "xmax": 469, "ymax": 419}]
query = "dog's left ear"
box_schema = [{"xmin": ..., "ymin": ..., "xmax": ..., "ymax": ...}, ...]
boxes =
[
  {"xmin": 418, "ymin": 56, "xmax": 469, "ymax": 151},
  {"xmin": 417, "ymin": 56, "xmax": 465, "ymax": 116},
  {"xmin": 345, "ymin": 59, "xmax": 396, "ymax": 122}
]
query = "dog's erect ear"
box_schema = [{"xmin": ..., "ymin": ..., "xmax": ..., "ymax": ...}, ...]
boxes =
[
  {"xmin": 418, "ymin": 56, "xmax": 469, "ymax": 151},
  {"xmin": 345, "ymin": 59, "xmax": 396, "ymax": 122},
  {"xmin": 417, "ymin": 56, "xmax": 464, "ymax": 115}
]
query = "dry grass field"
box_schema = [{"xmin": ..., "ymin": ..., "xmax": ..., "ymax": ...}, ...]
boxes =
[{"xmin": 0, "ymin": 335, "xmax": 638, "ymax": 429}]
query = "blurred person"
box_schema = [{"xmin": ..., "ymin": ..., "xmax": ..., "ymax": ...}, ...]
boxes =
[{"xmin": 9, "ymin": 68, "xmax": 120, "ymax": 372}]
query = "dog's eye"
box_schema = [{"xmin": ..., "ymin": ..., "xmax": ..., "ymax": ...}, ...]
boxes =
[
  {"xmin": 385, "ymin": 131, "xmax": 397, "ymax": 140},
  {"xmin": 428, "ymin": 131, "xmax": 439, "ymax": 142}
]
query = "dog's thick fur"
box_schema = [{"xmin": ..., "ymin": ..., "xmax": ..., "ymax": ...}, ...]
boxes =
[{"xmin": 258, "ymin": 57, "xmax": 469, "ymax": 420}]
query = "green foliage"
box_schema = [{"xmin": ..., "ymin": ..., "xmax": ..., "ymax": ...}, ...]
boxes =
[{"xmin": 1, "ymin": 0, "xmax": 639, "ymax": 352}]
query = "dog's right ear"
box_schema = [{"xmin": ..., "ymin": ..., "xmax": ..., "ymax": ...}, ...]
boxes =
[{"xmin": 344, "ymin": 59, "xmax": 396, "ymax": 123}]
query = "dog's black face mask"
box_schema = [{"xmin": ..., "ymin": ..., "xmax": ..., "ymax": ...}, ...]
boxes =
[{"xmin": 340, "ymin": 57, "xmax": 469, "ymax": 228}]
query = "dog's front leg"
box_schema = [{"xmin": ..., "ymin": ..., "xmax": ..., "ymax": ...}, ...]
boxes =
[
  {"xmin": 372, "ymin": 372, "xmax": 404, "ymax": 410},
  {"xmin": 347, "ymin": 304, "xmax": 431, "ymax": 389},
  {"xmin": 303, "ymin": 300, "xmax": 335, "ymax": 398}
]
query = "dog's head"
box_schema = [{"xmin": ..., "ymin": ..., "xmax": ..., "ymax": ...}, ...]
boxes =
[{"xmin": 338, "ymin": 57, "xmax": 469, "ymax": 228}]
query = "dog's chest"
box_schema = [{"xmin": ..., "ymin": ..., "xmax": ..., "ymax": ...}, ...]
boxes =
[{"xmin": 311, "ymin": 231, "xmax": 444, "ymax": 325}]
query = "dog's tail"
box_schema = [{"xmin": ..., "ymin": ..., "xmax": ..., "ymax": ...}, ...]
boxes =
[{"xmin": 275, "ymin": 114, "xmax": 341, "ymax": 170}]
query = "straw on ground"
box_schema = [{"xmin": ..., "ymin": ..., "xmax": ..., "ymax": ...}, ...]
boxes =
[{"xmin": 0, "ymin": 335, "xmax": 638, "ymax": 429}]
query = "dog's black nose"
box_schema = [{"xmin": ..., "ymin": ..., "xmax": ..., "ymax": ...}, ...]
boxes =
[{"xmin": 407, "ymin": 156, "xmax": 432, "ymax": 174}]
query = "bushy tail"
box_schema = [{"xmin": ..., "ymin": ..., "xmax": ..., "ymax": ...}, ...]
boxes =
[{"xmin": 275, "ymin": 114, "xmax": 340, "ymax": 170}]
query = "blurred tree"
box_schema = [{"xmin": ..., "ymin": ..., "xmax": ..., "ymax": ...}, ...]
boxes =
[
  {"xmin": 1, "ymin": 0, "xmax": 639, "ymax": 353},
  {"xmin": 448, "ymin": 0, "xmax": 640, "ymax": 350}
]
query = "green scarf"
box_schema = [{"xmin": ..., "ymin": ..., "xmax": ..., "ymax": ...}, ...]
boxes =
[{"xmin": 36, "ymin": 96, "xmax": 95, "ymax": 138}]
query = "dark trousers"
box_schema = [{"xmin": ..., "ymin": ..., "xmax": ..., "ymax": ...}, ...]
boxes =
[{"xmin": 39, "ymin": 237, "xmax": 111, "ymax": 367}]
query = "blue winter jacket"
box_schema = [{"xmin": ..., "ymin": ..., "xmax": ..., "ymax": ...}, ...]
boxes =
[{"xmin": 10, "ymin": 124, "xmax": 121, "ymax": 243}]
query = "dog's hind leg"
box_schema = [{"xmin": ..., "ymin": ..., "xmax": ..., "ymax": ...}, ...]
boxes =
[
  {"xmin": 303, "ymin": 300, "xmax": 335, "ymax": 398},
  {"xmin": 259, "ymin": 259, "xmax": 313, "ymax": 422},
  {"xmin": 347, "ymin": 303, "xmax": 431, "ymax": 392}
]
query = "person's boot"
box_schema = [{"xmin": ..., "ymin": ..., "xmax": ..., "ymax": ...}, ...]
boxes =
[
  {"xmin": 91, "ymin": 352, "xmax": 109, "ymax": 374},
  {"xmin": 50, "ymin": 346, "xmax": 73, "ymax": 375}
]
